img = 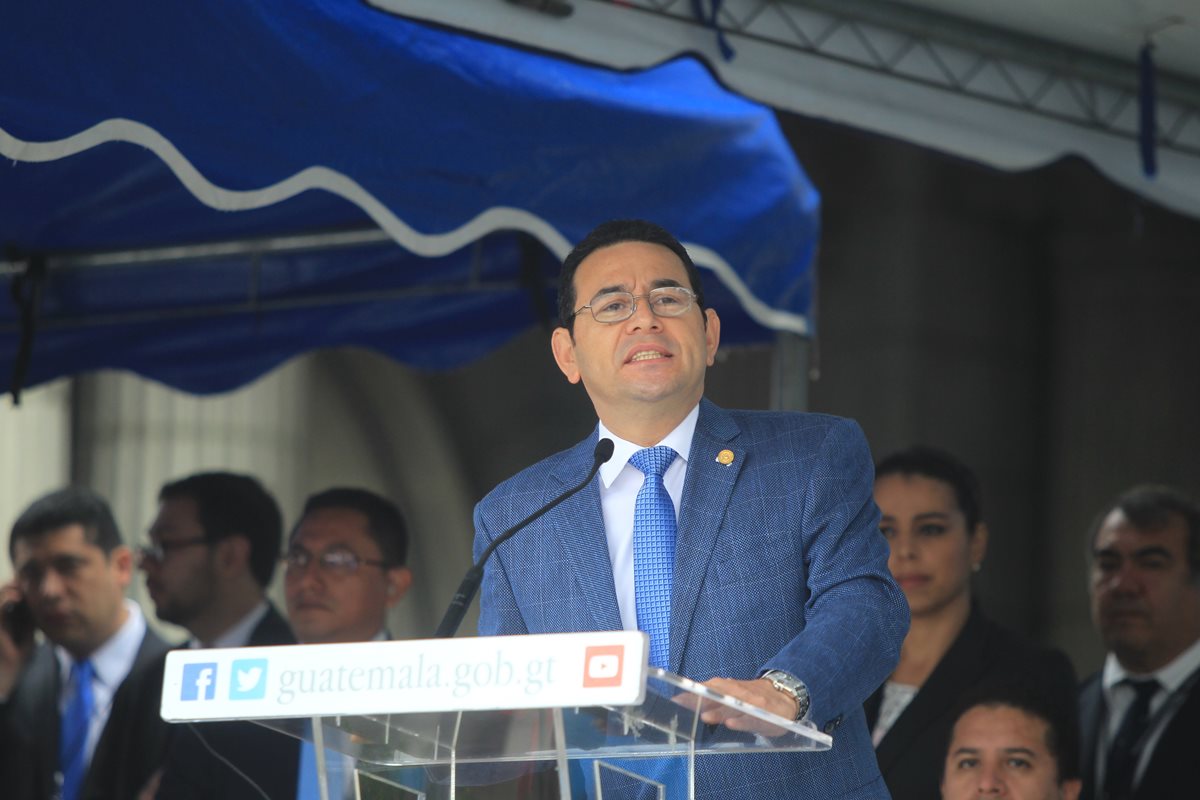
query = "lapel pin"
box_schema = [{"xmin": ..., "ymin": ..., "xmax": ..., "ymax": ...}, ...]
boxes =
[{"xmin": 715, "ymin": 449, "xmax": 735, "ymax": 465}]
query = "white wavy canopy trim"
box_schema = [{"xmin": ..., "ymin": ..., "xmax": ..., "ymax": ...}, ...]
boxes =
[{"xmin": 0, "ymin": 119, "xmax": 807, "ymax": 336}]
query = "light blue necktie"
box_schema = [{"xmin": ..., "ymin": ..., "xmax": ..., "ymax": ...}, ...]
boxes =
[
  {"xmin": 630, "ymin": 446, "xmax": 678, "ymax": 669},
  {"xmin": 59, "ymin": 659, "xmax": 95, "ymax": 800},
  {"xmin": 297, "ymin": 737, "xmax": 347, "ymax": 800}
]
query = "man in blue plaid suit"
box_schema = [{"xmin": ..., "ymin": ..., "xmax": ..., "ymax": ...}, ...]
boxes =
[{"xmin": 475, "ymin": 219, "xmax": 908, "ymax": 799}]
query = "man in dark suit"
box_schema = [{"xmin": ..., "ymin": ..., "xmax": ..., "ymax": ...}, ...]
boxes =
[
  {"xmin": 475, "ymin": 219, "xmax": 909, "ymax": 798},
  {"xmin": 155, "ymin": 486, "xmax": 413, "ymax": 799},
  {"xmin": 141, "ymin": 472, "xmax": 290, "ymax": 649},
  {"xmin": 139, "ymin": 472, "xmax": 293, "ymax": 797},
  {"xmin": 1078, "ymin": 485, "xmax": 1200, "ymax": 800},
  {"xmin": 0, "ymin": 486, "xmax": 171, "ymax": 800}
]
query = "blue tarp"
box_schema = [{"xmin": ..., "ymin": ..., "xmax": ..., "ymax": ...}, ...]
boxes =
[{"xmin": 0, "ymin": 0, "xmax": 818, "ymax": 395}]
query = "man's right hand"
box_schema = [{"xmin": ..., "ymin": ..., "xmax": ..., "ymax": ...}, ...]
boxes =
[{"xmin": 0, "ymin": 582, "xmax": 36, "ymax": 699}]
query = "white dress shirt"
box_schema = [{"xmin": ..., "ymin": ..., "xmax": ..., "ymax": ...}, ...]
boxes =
[
  {"xmin": 55, "ymin": 598, "xmax": 146, "ymax": 767},
  {"xmin": 597, "ymin": 404, "xmax": 698, "ymax": 632},
  {"xmin": 187, "ymin": 600, "xmax": 270, "ymax": 649},
  {"xmin": 1099, "ymin": 635, "xmax": 1200, "ymax": 787}
]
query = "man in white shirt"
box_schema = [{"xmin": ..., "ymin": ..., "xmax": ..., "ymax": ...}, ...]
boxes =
[
  {"xmin": 1078, "ymin": 484, "xmax": 1200, "ymax": 800},
  {"xmin": 0, "ymin": 486, "xmax": 170, "ymax": 800}
]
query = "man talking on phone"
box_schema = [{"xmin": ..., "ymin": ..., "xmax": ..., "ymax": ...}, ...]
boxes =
[{"xmin": 0, "ymin": 487, "xmax": 170, "ymax": 800}]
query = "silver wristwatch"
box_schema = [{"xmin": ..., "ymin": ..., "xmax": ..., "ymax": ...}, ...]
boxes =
[{"xmin": 762, "ymin": 670, "xmax": 810, "ymax": 721}]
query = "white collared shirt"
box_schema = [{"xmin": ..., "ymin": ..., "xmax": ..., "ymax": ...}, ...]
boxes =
[
  {"xmin": 56, "ymin": 598, "xmax": 146, "ymax": 767},
  {"xmin": 1098, "ymin": 635, "xmax": 1200, "ymax": 786},
  {"xmin": 187, "ymin": 600, "xmax": 271, "ymax": 650},
  {"xmin": 597, "ymin": 404, "xmax": 698, "ymax": 632}
]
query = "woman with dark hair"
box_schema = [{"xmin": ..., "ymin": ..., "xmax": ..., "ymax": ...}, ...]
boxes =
[{"xmin": 865, "ymin": 446, "xmax": 1078, "ymax": 800}]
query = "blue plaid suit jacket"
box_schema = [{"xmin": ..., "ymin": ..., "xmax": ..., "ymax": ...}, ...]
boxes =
[{"xmin": 475, "ymin": 399, "xmax": 908, "ymax": 799}]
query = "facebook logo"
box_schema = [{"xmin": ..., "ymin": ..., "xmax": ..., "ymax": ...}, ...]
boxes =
[
  {"xmin": 229, "ymin": 658, "xmax": 268, "ymax": 700},
  {"xmin": 181, "ymin": 663, "xmax": 218, "ymax": 701}
]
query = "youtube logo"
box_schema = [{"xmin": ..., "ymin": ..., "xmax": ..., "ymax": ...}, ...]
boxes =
[{"xmin": 582, "ymin": 645, "xmax": 624, "ymax": 687}]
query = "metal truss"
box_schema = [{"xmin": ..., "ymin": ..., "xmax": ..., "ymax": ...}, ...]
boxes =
[{"xmin": 590, "ymin": 0, "xmax": 1200, "ymax": 157}]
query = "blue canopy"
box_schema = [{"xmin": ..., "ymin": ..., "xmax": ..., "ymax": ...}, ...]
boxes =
[{"xmin": 0, "ymin": 0, "xmax": 818, "ymax": 395}]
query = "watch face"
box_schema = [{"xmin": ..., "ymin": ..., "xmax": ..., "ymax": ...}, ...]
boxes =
[{"xmin": 766, "ymin": 672, "xmax": 807, "ymax": 720}]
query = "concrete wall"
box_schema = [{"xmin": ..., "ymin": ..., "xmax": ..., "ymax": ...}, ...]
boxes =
[
  {"xmin": 0, "ymin": 381, "xmax": 72, "ymax": 582},
  {"xmin": 781, "ymin": 113, "xmax": 1200, "ymax": 675}
]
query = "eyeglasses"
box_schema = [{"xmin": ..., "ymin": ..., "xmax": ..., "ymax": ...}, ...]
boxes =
[
  {"xmin": 136, "ymin": 537, "xmax": 210, "ymax": 565},
  {"xmin": 283, "ymin": 546, "xmax": 391, "ymax": 578},
  {"xmin": 572, "ymin": 286, "xmax": 697, "ymax": 324}
]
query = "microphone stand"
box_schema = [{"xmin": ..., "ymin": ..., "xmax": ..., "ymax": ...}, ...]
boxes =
[{"xmin": 433, "ymin": 438, "xmax": 614, "ymax": 639}]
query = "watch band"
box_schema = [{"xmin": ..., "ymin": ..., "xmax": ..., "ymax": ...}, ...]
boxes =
[{"xmin": 762, "ymin": 669, "xmax": 810, "ymax": 721}]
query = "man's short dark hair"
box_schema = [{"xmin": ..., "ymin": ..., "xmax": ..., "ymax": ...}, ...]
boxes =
[
  {"xmin": 875, "ymin": 446, "xmax": 983, "ymax": 532},
  {"xmin": 1087, "ymin": 484, "xmax": 1200, "ymax": 578},
  {"xmin": 159, "ymin": 472, "xmax": 283, "ymax": 588},
  {"xmin": 10, "ymin": 486, "xmax": 123, "ymax": 561},
  {"xmin": 294, "ymin": 488, "xmax": 408, "ymax": 567},
  {"xmin": 557, "ymin": 219, "xmax": 707, "ymax": 333},
  {"xmin": 948, "ymin": 681, "xmax": 1080, "ymax": 783}
]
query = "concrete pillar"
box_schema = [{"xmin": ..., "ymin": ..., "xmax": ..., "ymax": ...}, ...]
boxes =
[
  {"xmin": 71, "ymin": 350, "xmax": 475, "ymax": 641},
  {"xmin": 0, "ymin": 380, "xmax": 73, "ymax": 581}
]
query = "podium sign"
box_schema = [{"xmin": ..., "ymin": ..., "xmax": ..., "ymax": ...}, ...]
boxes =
[
  {"xmin": 160, "ymin": 633, "xmax": 832, "ymax": 799},
  {"xmin": 161, "ymin": 631, "xmax": 648, "ymax": 722}
]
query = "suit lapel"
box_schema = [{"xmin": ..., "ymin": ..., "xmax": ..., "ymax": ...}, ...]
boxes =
[
  {"xmin": 874, "ymin": 608, "xmax": 990, "ymax": 772},
  {"xmin": 251, "ymin": 603, "xmax": 297, "ymax": 646},
  {"xmin": 1078, "ymin": 675, "xmax": 1104, "ymax": 800},
  {"xmin": 1135, "ymin": 667, "xmax": 1200, "ymax": 800},
  {"xmin": 83, "ymin": 628, "xmax": 173, "ymax": 798},
  {"xmin": 669, "ymin": 400, "xmax": 743, "ymax": 674},
  {"xmin": 131, "ymin": 625, "xmax": 170, "ymax": 670},
  {"xmin": 30, "ymin": 644, "xmax": 61, "ymax": 793},
  {"xmin": 548, "ymin": 437, "xmax": 623, "ymax": 631}
]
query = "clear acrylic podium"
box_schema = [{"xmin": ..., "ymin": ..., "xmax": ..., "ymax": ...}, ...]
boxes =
[
  {"xmin": 254, "ymin": 667, "xmax": 831, "ymax": 799},
  {"xmin": 161, "ymin": 633, "xmax": 832, "ymax": 799}
]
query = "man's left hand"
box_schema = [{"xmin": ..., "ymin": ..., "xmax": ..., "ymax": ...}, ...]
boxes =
[{"xmin": 695, "ymin": 677, "xmax": 799, "ymax": 732}]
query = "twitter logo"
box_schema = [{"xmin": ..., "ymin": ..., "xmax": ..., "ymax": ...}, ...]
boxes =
[{"xmin": 229, "ymin": 658, "xmax": 268, "ymax": 700}]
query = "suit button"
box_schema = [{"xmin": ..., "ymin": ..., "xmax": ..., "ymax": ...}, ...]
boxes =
[{"xmin": 823, "ymin": 715, "xmax": 842, "ymax": 734}]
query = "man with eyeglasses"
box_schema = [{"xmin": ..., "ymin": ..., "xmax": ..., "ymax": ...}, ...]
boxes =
[
  {"xmin": 283, "ymin": 487, "xmax": 412, "ymax": 645},
  {"xmin": 144, "ymin": 472, "xmax": 293, "ymax": 799},
  {"xmin": 0, "ymin": 486, "xmax": 171, "ymax": 800},
  {"xmin": 155, "ymin": 487, "xmax": 412, "ymax": 800},
  {"xmin": 140, "ymin": 471, "xmax": 289, "ymax": 649},
  {"xmin": 284, "ymin": 488, "xmax": 413, "ymax": 800},
  {"xmin": 474, "ymin": 219, "xmax": 907, "ymax": 799}
]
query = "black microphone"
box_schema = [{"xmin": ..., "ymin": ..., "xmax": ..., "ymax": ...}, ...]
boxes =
[{"xmin": 433, "ymin": 438, "xmax": 615, "ymax": 639}]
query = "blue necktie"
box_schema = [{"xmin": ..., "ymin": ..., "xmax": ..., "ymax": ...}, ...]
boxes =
[
  {"xmin": 297, "ymin": 738, "xmax": 347, "ymax": 800},
  {"xmin": 630, "ymin": 446, "xmax": 678, "ymax": 669},
  {"xmin": 59, "ymin": 659, "xmax": 95, "ymax": 800}
]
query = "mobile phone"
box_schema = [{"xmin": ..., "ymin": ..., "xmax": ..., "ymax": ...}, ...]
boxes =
[{"xmin": 1, "ymin": 598, "xmax": 36, "ymax": 647}]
